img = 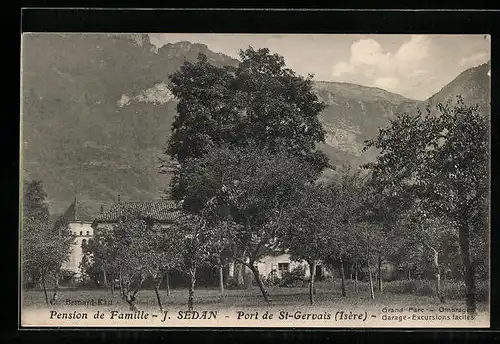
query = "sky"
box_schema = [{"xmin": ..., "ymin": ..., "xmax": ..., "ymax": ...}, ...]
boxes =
[{"xmin": 148, "ymin": 34, "xmax": 490, "ymax": 100}]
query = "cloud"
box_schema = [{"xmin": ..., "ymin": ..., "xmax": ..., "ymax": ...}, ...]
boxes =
[
  {"xmin": 394, "ymin": 35, "xmax": 430, "ymax": 65},
  {"xmin": 459, "ymin": 52, "xmax": 490, "ymax": 68},
  {"xmin": 373, "ymin": 76, "xmax": 400, "ymax": 92},
  {"xmin": 349, "ymin": 39, "xmax": 392, "ymax": 68},
  {"xmin": 332, "ymin": 36, "xmax": 431, "ymax": 79},
  {"xmin": 331, "ymin": 35, "xmax": 435, "ymax": 99},
  {"xmin": 332, "ymin": 61, "xmax": 356, "ymax": 77},
  {"xmin": 407, "ymin": 69, "xmax": 429, "ymax": 78}
]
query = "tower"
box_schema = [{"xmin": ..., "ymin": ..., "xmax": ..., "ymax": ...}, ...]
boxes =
[{"xmin": 58, "ymin": 196, "xmax": 96, "ymax": 279}]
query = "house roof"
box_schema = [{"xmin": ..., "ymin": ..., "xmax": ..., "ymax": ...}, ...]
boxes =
[
  {"xmin": 60, "ymin": 197, "xmax": 96, "ymax": 222},
  {"xmin": 93, "ymin": 200, "xmax": 181, "ymax": 224}
]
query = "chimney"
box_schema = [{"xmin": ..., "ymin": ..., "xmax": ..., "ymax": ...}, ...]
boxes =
[
  {"xmin": 100, "ymin": 204, "xmax": 104, "ymax": 214},
  {"xmin": 117, "ymin": 194, "xmax": 121, "ymax": 203},
  {"xmin": 74, "ymin": 196, "xmax": 78, "ymax": 221}
]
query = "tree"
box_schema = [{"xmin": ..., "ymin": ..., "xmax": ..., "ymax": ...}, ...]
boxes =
[
  {"xmin": 50, "ymin": 219, "xmax": 73, "ymax": 302},
  {"xmin": 82, "ymin": 209, "xmax": 182, "ymax": 312},
  {"xmin": 205, "ymin": 222, "xmax": 233, "ymax": 296},
  {"xmin": 22, "ymin": 180, "xmax": 50, "ymax": 228},
  {"xmin": 396, "ymin": 202, "xmax": 458, "ymax": 302},
  {"xmin": 364, "ymin": 97, "xmax": 489, "ymax": 313},
  {"xmin": 165, "ymin": 47, "xmax": 329, "ymax": 173},
  {"xmin": 164, "ymin": 46, "xmax": 330, "ymax": 305},
  {"xmin": 81, "ymin": 225, "xmax": 119, "ymax": 293},
  {"xmin": 133, "ymin": 221, "xmax": 182, "ymax": 313},
  {"xmin": 22, "ymin": 180, "xmax": 50, "ymax": 288},
  {"xmin": 22, "ymin": 180, "xmax": 72, "ymax": 303},
  {"xmin": 324, "ymin": 166, "xmax": 374, "ymax": 297},
  {"xmin": 171, "ymin": 211, "xmax": 214, "ymax": 310},
  {"xmin": 109, "ymin": 210, "xmax": 155, "ymax": 311},
  {"xmin": 282, "ymin": 183, "xmax": 338, "ymax": 305},
  {"xmin": 171, "ymin": 145, "xmax": 316, "ymax": 304}
]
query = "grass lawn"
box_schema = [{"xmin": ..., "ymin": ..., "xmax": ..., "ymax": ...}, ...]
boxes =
[{"xmin": 22, "ymin": 279, "xmax": 488, "ymax": 313}]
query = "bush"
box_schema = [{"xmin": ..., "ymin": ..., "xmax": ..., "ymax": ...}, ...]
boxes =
[
  {"xmin": 263, "ymin": 270, "xmax": 281, "ymax": 287},
  {"xmin": 384, "ymin": 279, "xmax": 489, "ymax": 302},
  {"xmin": 384, "ymin": 279, "xmax": 436, "ymax": 297},
  {"xmin": 59, "ymin": 269, "xmax": 78, "ymax": 286},
  {"xmin": 280, "ymin": 266, "xmax": 307, "ymax": 288},
  {"xmin": 74, "ymin": 276, "xmax": 101, "ymax": 289}
]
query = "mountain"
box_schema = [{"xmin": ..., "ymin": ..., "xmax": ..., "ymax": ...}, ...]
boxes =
[
  {"xmin": 425, "ymin": 60, "xmax": 491, "ymax": 115},
  {"xmin": 312, "ymin": 81, "xmax": 418, "ymax": 167},
  {"xmin": 22, "ymin": 34, "xmax": 238, "ymax": 213},
  {"xmin": 21, "ymin": 34, "xmax": 489, "ymax": 214},
  {"xmin": 316, "ymin": 60, "xmax": 491, "ymax": 175}
]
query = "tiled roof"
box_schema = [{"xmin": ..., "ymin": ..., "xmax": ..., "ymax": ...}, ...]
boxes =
[{"xmin": 93, "ymin": 200, "xmax": 181, "ymax": 223}]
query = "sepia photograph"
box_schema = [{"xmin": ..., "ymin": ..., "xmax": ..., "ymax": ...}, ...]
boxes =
[{"xmin": 20, "ymin": 33, "xmax": 490, "ymax": 327}]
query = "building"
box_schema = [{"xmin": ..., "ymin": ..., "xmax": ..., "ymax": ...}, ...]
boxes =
[
  {"xmin": 91, "ymin": 199, "xmax": 180, "ymax": 231},
  {"xmin": 250, "ymin": 253, "xmax": 331, "ymax": 280},
  {"xmin": 61, "ymin": 197, "xmax": 331, "ymax": 283},
  {"xmin": 57, "ymin": 197, "xmax": 96, "ymax": 277}
]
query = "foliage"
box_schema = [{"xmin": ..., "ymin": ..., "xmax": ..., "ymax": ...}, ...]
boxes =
[
  {"xmin": 59, "ymin": 269, "xmax": 78, "ymax": 286},
  {"xmin": 364, "ymin": 96, "xmax": 488, "ymax": 237},
  {"xmin": 281, "ymin": 182, "xmax": 338, "ymax": 268},
  {"xmin": 82, "ymin": 209, "xmax": 183, "ymax": 310},
  {"xmin": 364, "ymin": 96, "xmax": 489, "ymax": 311},
  {"xmin": 81, "ymin": 224, "xmax": 119, "ymax": 286},
  {"xmin": 166, "ymin": 47, "xmax": 328, "ymax": 173},
  {"xmin": 22, "ymin": 180, "xmax": 72, "ymax": 297},
  {"xmin": 279, "ymin": 266, "xmax": 307, "ymax": 288},
  {"xmin": 22, "ymin": 180, "xmax": 50, "ymax": 229},
  {"xmin": 383, "ymin": 279, "xmax": 489, "ymax": 302}
]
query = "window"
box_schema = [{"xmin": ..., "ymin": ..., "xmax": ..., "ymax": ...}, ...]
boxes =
[
  {"xmin": 315, "ymin": 265, "xmax": 324, "ymax": 280},
  {"xmin": 80, "ymin": 231, "xmax": 83, "ymax": 236},
  {"xmin": 81, "ymin": 239, "xmax": 87, "ymax": 248},
  {"xmin": 278, "ymin": 263, "xmax": 290, "ymax": 277},
  {"xmin": 86, "ymin": 231, "xmax": 90, "ymax": 236}
]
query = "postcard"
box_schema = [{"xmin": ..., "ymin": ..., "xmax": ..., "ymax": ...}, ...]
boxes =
[{"xmin": 20, "ymin": 33, "xmax": 490, "ymax": 328}]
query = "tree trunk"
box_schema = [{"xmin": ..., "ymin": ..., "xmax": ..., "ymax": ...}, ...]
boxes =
[
  {"xmin": 125, "ymin": 276, "xmax": 145, "ymax": 312},
  {"xmin": 51, "ymin": 270, "xmax": 59, "ymax": 302},
  {"xmin": 350, "ymin": 263, "xmax": 354, "ymax": 280},
  {"xmin": 313, "ymin": 265, "xmax": 317, "ymax": 295},
  {"xmin": 339, "ymin": 255, "xmax": 346, "ymax": 297},
  {"xmin": 249, "ymin": 264, "xmax": 271, "ymax": 305},
  {"xmin": 102, "ymin": 267, "xmax": 108, "ymax": 292},
  {"xmin": 219, "ymin": 265, "xmax": 225, "ymax": 295},
  {"xmin": 368, "ymin": 261, "xmax": 374, "ymax": 300},
  {"xmin": 42, "ymin": 273, "xmax": 49, "ymax": 305},
  {"xmin": 354, "ymin": 261, "xmax": 358, "ymax": 293},
  {"xmin": 235, "ymin": 261, "xmax": 245, "ymax": 288},
  {"xmin": 188, "ymin": 264, "xmax": 197, "ymax": 311},
  {"xmin": 377, "ymin": 256, "xmax": 383, "ymax": 293},
  {"xmin": 308, "ymin": 261, "xmax": 317, "ymax": 305},
  {"xmin": 125, "ymin": 294, "xmax": 138, "ymax": 312},
  {"xmin": 407, "ymin": 267, "xmax": 411, "ymax": 281},
  {"xmin": 437, "ymin": 269, "xmax": 442, "ymax": 301},
  {"xmin": 154, "ymin": 275, "xmax": 164, "ymax": 313},
  {"xmin": 223, "ymin": 265, "xmax": 229, "ymax": 288},
  {"xmin": 459, "ymin": 221, "xmax": 476, "ymax": 314},
  {"xmin": 429, "ymin": 246, "xmax": 444, "ymax": 303},
  {"xmin": 119, "ymin": 268, "xmax": 125, "ymax": 300},
  {"xmin": 165, "ymin": 271, "xmax": 171, "ymax": 297}
]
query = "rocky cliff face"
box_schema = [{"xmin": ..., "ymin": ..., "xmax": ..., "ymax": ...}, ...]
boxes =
[{"xmin": 21, "ymin": 34, "xmax": 490, "ymax": 213}]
